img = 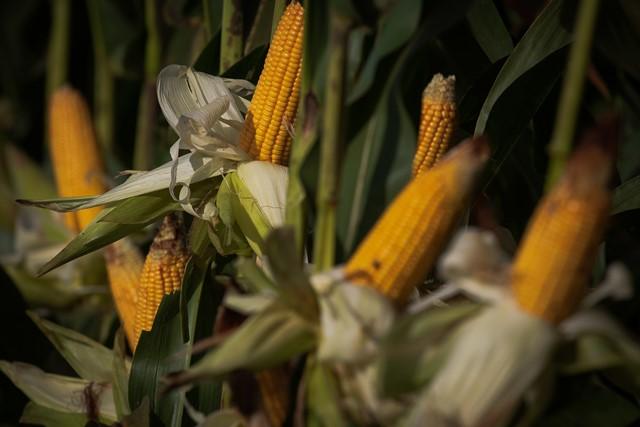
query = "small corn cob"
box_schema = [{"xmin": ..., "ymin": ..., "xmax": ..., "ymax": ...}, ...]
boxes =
[
  {"xmin": 412, "ymin": 74, "xmax": 456, "ymax": 177},
  {"xmin": 345, "ymin": 136, "xmax": 490, "ymax": 305},
  {"xmin": 256, "ymin": 367, "xmax": 290, "ymax": 426},
  {"xmin": 133, "ymin": 214, "xmax": 189, "ymax": 349},
  {"xmin": 104, "ymin": 238, "xmax": 144, "ymax": 349},
  {"xmin": 49, "ymin": 86, "xmax": 106, "ymax": 232},
  {"xmin": 238, "ymin": 2, "xmax": 304, "ymax": 165},
  {"xmin": 511, "ymin": 137, "xmax": 613, "ymax": 324}
]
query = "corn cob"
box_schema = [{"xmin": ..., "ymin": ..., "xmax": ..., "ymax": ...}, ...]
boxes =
[
  {"xmin": 412, "ymin": 74, "xmax": 456, "ymax": 177},
  {"xmin": 49, "ymin": 86, "xmax": 106, "ymax": 232},
  {"xmin": 345, "ymin": 136, "xmax": 489, "ymax": 305},
  {"xmin": 257, "ymin": 367, "xmax": 290, "ymax": 426},
  {"xmin": 133, "ymin": 214, "xmax": 189, "ymax": 349},
  {"xmin": 511, "ymin": 138, "xmax": 613, "ymax": 324},
  {"xmin": 104, "ymin": 239, "xmax": 144, "ymax": 349},
  {"xmin": 238, "ymin": 2, "xmax": 304, "ymax": 165}
]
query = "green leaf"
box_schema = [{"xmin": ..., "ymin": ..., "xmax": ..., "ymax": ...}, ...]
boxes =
[
  {"xmin": 475, "ymin": 0, "xmax": 572, "ymax": 135},
  {"xmin": 36, "ymin": 209, "xmax": 145, "ymax": 276},
  {"xmin": 306, "ymin": 360, "xmax": 350, "ymax": 427},
  {"xmin": 112, "ymin": 328, "xmax": 131, "ymax": 418},
  {"xmin": 347, "ymin": 0, "xmax": 422, "ymax": 102},
  {"xmin": 166, "ymin": 305, "xmax": 316, "ymax": 388},
  {"xmin": 613, "ymin": 175, "xmax": 640, "ymax": 214},
  {"xmin": 338, "ymin": 59, "xmax": 415, "ymax": 255},
  {"xmin": 466, "ymin": 0, "xmax": 513, "ymax": 63},
  {"xmin": 0, "ymin": 361, "xmax": 117, "ymax": 422},
  {"xmin": 200, "ymin": 408, "xmax": 247, "ymax": 427},
  {"xmin": 235, "ymin": 256, "xmax": 282, "ymax": 295},
  {"xmin": 20, "ymin": 402, "xmax": 89, "ymax": 427},
  {"xmin": 533, "ymin": 377, "xmax": 640, "ymax": 427},
  {"xmin": 27, "ymin": 311, "xmax": 126, "ymax": 383},
  {"xmin": 377, "ymin": 303, "xmax": 481, "ymax": 395},
  {"xmin": 264, "ymin": 227, "xmax": 318, "ymax": 320},
  {"xmin": 129, "ymin": 257, "xmax": 211, "ymax": 427}
]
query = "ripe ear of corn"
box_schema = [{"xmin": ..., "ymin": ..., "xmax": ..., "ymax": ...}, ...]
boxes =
[
  {"xmin": 133, "ymin": 214, "xmax": 189, "ymax": 350},
  {"xmin": 412, "ymin": 74, "xmax": 456, "ymax": 177},
  {"xmin": 49, "ymin": 86, "xmax": 107, "ymax": 232},
  {"xmin": 104, "ymin": 238, "xmax": 144, "ymax": 349},
  {"xmin": 238, "ymin": 2, "xmax": 304, "ymax": 165},
  {"xmin": 511, "ymin": 138, "xmax": 614, "ymax": 324},
  {"xmin": 344, "ymin": 136, "xmax": 490, "ymax": 305},
  {"xmin": 256, "ymin": 367, "xmax": 291, "ymax": 427}
]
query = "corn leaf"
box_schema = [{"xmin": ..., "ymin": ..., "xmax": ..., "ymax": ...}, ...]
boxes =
[
  {"xmin": 306, "ymin": 359, "xmax": 349, "ymax": 427},
  {"xmin": 129, "ymin": 256, "xmax": 215, "ymax": 427},
  {"xmin": 347, "ymin": 0, "xmax": 422, "ymax": 103},
  {"xmin": 112, "ymin": 329, "xmax": 131, "ymax": 418},
  {"xmin": 264, "ymin": 227, "xmax": 318, "ymax": 321},
  {"xmin": 475, "ymin": 0, "xmax": 572, "ymax": 134},
  {"xmin": 200, "ymin": 409, "xmax": 247, "ymax": 427},
  {"xmin": 20, "ymin": 402, "xmax": 89, "ymax": 427},
  {"xmin": 466, "ymin": 0, "xmax": 513, "ymax": 63},
  {"xmin": 613, "ymin": 175, "xmax": 640, "ymax": 214},
  {"xmin": 0, "ymin": 361, "xmax": 117, "ymax": 422},
  {"xmin": 27, "ymin": 311, "xmax": 128, "ymax": 382},
  {"xmin": 377, "ymin": 302, "xmax": 481, "ymax": 396},
  {"xmin": 165, "ymin": 305, "xmax": 316, "ymax": 389}
]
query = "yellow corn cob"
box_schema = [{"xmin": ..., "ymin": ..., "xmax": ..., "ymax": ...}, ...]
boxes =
[
  {"xmin": 257, "ymin": 367, "xmax": 290, "ymax": 426},
  {"xmin": 412, "ymin": 74, "xmax": 456, "ymax": 177},
  {"xmin": 133, "ymin": 215, "xmax": 189, "ymax": 350},
  {"xmin": 345, "ymin": 136, "xmax": 489, "ymax": 305},
  {"xmin": 238, "ymin": 2, "xmax": 304, "ymax": 165},
  {"xmin": 48, "ymin": 86, "xmax": 106, "ymax": 232},
  {"xmin": 511, "ymin": 139, "xmax": 613, "ymax": 324},
  {"xmin": 104, "ymin": 238, "xmax": 144, "ymax": 349}
]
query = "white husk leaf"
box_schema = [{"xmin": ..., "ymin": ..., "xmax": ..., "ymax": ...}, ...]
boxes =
[
  {"xmin": 405, "ymin": 303, "xmax": 557, "ymax": 427},
  {"xmin": 0, "ymin": 361, "xmax": 117, "ymax": 422},
  {"xmin": 311, "ymin": 271, "xmax": 395, "ymax": 363},
  {"xmin": 236, "ymin": 161, "xmax": 289, "ymax": 228},
  {"xmin": 437, "ymin": 228, "xmax": 511, "ymax": 303}
]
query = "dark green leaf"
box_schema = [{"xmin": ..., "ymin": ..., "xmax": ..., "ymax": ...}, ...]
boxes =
[
  {"xmin": 129, "ymin": 257, "xmax": 212, "ymax": 427},
  {"xmin": 466, "ymin": 0, "xmax": 513, "ymax": 63},
  {"xmin": 475, "ymin": 0, "xmax": 572, "ymax": 134},
  {"xmin": 347, "ymin": 0, "xmax": 422, "ymax": 103},
  {"xmin": 613, "ymin": 175, "xmax": 640, "ymax": 214}
]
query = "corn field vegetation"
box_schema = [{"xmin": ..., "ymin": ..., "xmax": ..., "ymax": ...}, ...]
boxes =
[{"xmin": 2, "ymin": 0, "xmax": 640, "ymax": 426}]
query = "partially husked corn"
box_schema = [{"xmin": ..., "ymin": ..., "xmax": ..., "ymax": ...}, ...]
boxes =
[
  {"xmin": 104, "ymin": 238, "xmax": 144, "ymax": 349},
  {"xmin": 345, "ymin": 136, "xmax": 489, "ymax": 305},
  {"xmin": 49, "ymin": 86, "xmax": 106, "ymax": 232},
  {"xmin": 413, "ymin": 74, "xmax": 456, "ymax": 177},
  {"xmin": 133, "ymin": 214, "xmax": 189, "ymax": 349},
  {"xmin": 511, "ymin": 139, "xmax": 613, "ymax": 324},
  {"xmin": 239, "ymin": 2, "xmax": 303, "ymax": 165}
]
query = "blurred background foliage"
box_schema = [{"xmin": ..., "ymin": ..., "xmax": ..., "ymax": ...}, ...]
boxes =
[{"xmin": 1, "ymin": 0, "xmax": 640, "ymax": 425}]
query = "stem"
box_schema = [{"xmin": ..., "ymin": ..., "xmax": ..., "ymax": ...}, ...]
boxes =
[
  {"xmin": 220, "ymin": 0, "xmax": 243, "ymax": 73},
  {"xmin": 133, "ymin": 0, "xmax": 161, "ymax": 170},
  {"xmin": 545, "ymin": 0, "xmax": 600, "ymax": 190},
  {"xmin": 313, "ymin": 12, "xmax": 350, "ymax": 272},
  {"xmin": 271, "ymin": 0, "xmax": 286, "ymax": 37},
  {"xmin": 46, "ymin": 0, "xmax": 71, "ymax": 99},
  {"xmin": 87, "ymin": 0, "xmax": 114, "ymax": 152}
]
